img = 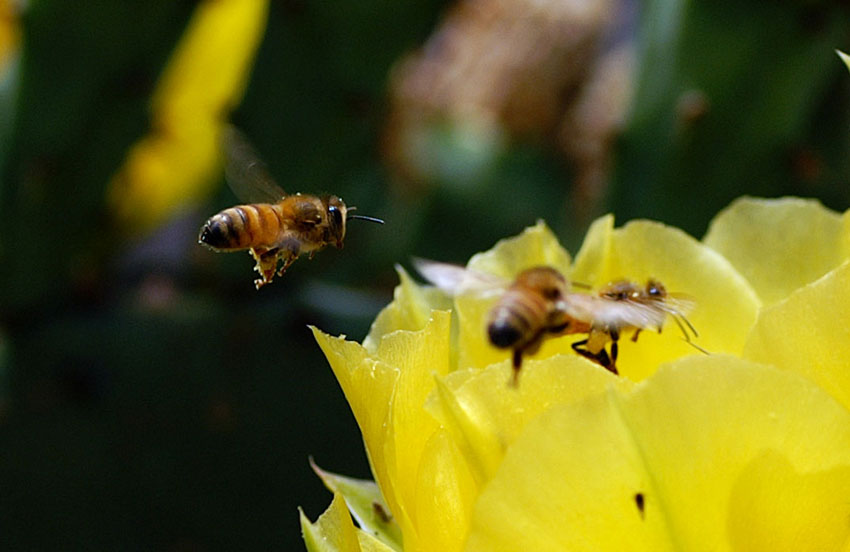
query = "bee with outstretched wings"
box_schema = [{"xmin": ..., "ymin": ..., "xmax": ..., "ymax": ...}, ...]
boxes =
[
  {"xmin": 198, "ymin": 126, "xmax": 383, "ymax": 289},
  {"xmin": 414, "ymin": 259, "xmax": 703, "ymax": 384}
]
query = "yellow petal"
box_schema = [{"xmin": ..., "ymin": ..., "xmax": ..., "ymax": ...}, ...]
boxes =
[
  {"xmin": 411, "ymin": 429, "xmax": 478, "ymax": 552},
  {"xmin": 310, "ymin": 459, "xmax": 402, "ymax": 550},
  {"xmin": 703, "ymin": 196, "xmax": 847, "ymax": 306},
  {"xmin": 743, "ymin": 260, "xmax": 850, "ymax": 411},
  {"xmin": 465, "ymin": 356, "xmax": 850, "ymax": 552},
  {"xmin": 466, "ymin": 221, "xmax": 571, "ymax": 278},
  {"xmin": 356, "ymin": 532, "xmax": 400, "ymax": 552},
  {"xmin": 456, "ymin": 221, "xmax": 571, "ymax": 370},
  {"xmin": 453, "ymin": 294, "xmax": 504, "ymax": 371},
  {"xmin": 427, "ymin": 355, "xmax": 631, "ymax": 484},
  {"xmin": 313, "ymin": 311, "xmax": 453, "ymax": 545},
  {"xmin": 312, "ymin": 327, "xmax": 401, "ymax": 529},
  {"xmin": 377, "ymin": 311, "xmax": 452, "ymax": 532},
  {"xmin": 364, "ymin": 266, "xmax": 451, "ymax": 353},
  {"xmin": 571, "ymin": 216, "xmax": 760, "ymax": 380},
  {"xmin": 301, "ymin": 493, "xmax": 398, "ymax": 552},
  {"xmin": 569, "ymin": 214, "xmax": 615, "ymax": 283},
  {"xmin": 300, "ymin": 493, "xmax": 362, "ymax": 552},
  {"xmin": 727, "ymin": 450, "xmax": 850, "ymax": 552}
]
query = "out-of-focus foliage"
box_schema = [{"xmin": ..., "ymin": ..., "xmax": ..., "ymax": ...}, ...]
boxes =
[
  {"xmin": 613, "ymin": 0, "xmax": 850, "ymax": 236},
  {"xmin": 107, "ymin": 0, "xmax": 268, "ymax": 233},
  {"xmin": 0, "ymin": 0, "xmax": 849, "ymax": 550},
  {"xmin": 0, "ymin": 0, "xmax": 20, "ymax": 201}
]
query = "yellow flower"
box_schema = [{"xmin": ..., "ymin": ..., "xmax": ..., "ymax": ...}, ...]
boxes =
[
  {"xmin": 107, "ymin": 0, "xmax": 268, "ymax": 232},
  {"xmin": 302, "ymin": 197, "xmax": 850, "ymax": 552}
]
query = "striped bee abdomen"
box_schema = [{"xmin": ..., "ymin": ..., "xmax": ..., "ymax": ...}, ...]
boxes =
[
  {"xmin": 487, "ymin": 289, "xmax": 547, "ymax": 349},
  {"xmin": 198, "ymin": 204, "xmax": 283, "ymax": 251}
]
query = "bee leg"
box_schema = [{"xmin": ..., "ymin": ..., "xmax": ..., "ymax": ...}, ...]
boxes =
[
  {"xmin": 276, "ymin": 252, "xmax": 297, "ymax": 277},
  {"xmin": 571, "ymin": 339, "xmax": 598, "ymax": 363},
  {"xmin": 276, "ymin": 239, "xmax": 301, "ymax": 276},
  {"xmin": 251, "ymin": 248, "xmax": 280, "ymax": 289},
  {"xmin": 631, "ymin": 329, "xmax": 642, "ymax": 342},
  {"xmin": 595, "ymin": 348, "xmax": 618, "ymax": 375},
  {"xmin": 572, "ymin": 339, "xmax": 619, "ymax": 375},
  {"xmin": 608, "ymin": 330, "xmax": 620, "ymax": 375},
  {"xmin": 510, "ymin": 349, "xmax": 523, "ymax": 388}
]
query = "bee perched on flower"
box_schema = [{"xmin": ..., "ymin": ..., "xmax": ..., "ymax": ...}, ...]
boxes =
[
  {"xmin": 302, "ymin": 198, "xmax": 850, "ymax": 552},
  {"xmin": 414, "ymin": 258, "xmax": 706, "ymax": 385}
]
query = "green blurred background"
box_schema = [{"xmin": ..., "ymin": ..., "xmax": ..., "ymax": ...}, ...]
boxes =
[{"xmin": 1, "ymin": 0, "xmax": 849, "ymax": 549}]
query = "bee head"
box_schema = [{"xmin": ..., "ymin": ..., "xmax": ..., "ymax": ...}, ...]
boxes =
[
  {"xmin": 325, "ymin": 196, "xmax": 348, "ymax": 248},
  {"xmin": 516, "ymin": 267, "xmax": 567, "ymax": 301},
  {"xmin": 646, "ymin": 279, "xmax": 666, "ymax": 299}
]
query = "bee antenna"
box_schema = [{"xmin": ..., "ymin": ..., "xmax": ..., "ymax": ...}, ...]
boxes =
[
  {"xmin": 669, "ymin": 312, "xmax": 708, "ymax": 355},
  {"xmin": 679, "ymin": 313, "xmax": 699, "ymax": 338},
  {"xmin": 348, "ymin": 214, "xmax": 385, "ymax": 224},
  {"xmin": 681, "ymin": 337, "xmax": 711, "ymax": 356}
]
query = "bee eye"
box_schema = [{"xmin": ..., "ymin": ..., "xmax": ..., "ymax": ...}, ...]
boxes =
[
  {"xmin": 329, "ymin": 205, "xmax": 343, "ymax": 226},
  {"xmin": 543, "ymin": 287, "xmax": 561, "ymax": 300}
]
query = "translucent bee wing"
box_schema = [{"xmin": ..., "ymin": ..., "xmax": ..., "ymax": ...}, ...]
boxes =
[
  {"xmin": 656, "ymin": 292, "xmax": 696, "ymax": 317},
  {"xmin": 649, "ymin": 292, "xmax": 701, "ymax": 340},
  {"xmin": 559, "ymin": 293, "xmax": 667, "ymax": 330},
  {"xmin": 221, "ymin": 125, "xmax": 287, "ymax": 203},
  {"xmin": 413, "ymin": 258, "xmax": 509, "ymax": 297}
]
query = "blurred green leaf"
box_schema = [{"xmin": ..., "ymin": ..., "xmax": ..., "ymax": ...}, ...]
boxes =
[
  {"xmin": 612, "ymin": 0, "xmax": 850, "ymax": 237},
  {"xmin": 0, "ymin": 54, "xmax": 20, "ymax": 191}
]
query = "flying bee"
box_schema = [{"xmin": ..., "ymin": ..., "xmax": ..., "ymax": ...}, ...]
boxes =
[
  {"xmin": 198, "ymin": 126, "xmax": 384, "ymax": 289},
  {"xmin": 414, "ymin": 259, "xmax": 592, "ymax": 385},
  {"xmin": 485, "ymin": 266, "xmax": 592, "ymax": 385},
  {"xmin": 568, "ymin": 278, "xmax": 705, "ymax": 373},
  {"xmin": 414, "ymin": 259, "xmax": 704, "ymax": 384}
]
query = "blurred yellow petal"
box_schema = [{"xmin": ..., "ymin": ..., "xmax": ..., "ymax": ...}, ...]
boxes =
[
  {"xmin": 108, "ymin": 120, "xmax": 221, "ymax": 229},
  {"xmin": 0, "ymin": 0, "xmax": 20, "ymax": 74},
  {"xmin": 728, "ymin": 451, "xmax": 850, "ymax": 552},
  {"xmin": 301, "ymin": 493, "xmax": 398, "ymax": 552},
  {"xmin": 311, "ymin": 459, "xmax": 402, "ymax": 550},
  {"xmin": 455, "ymin": 221, "xmax": 571, "ymax": 369},
  {"xmin": 466, "ymin": 221, "xmax": 571, "ymax": 278},
  {"xmin": 743, "ymin": 260, "xmax": 850, "ymax": 411},
  {"xmin": 411, "ymin": 429, "xmax": 478, "ymax": 552},
  {"xmin": 427, "ymin": 355, "xmax": 631, "ymax": 484},
  {"xmin": 703, "ymin": 196, "xmax": 848, "ymax": 306},
  {"xmin": 838, "ymin": 50, "xmax": 850, "ymax": 72},
  {"xmin": 364, "ymin": 266, "xmax": 451, "ymax": 353},
  {"xmin": 571, "ymin": 215, "xmax": 761, "ymax": 380},
  {"xmin": 151, "ymin": 0, "xmax": 268, "ymax": 122},
  {"xmin": 465, "ymin": 356, "xmax": 850, "ymax": 552},
  {"xmin": 108, "ymin": 0, "xmax": 268, "ymax": 232}
]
